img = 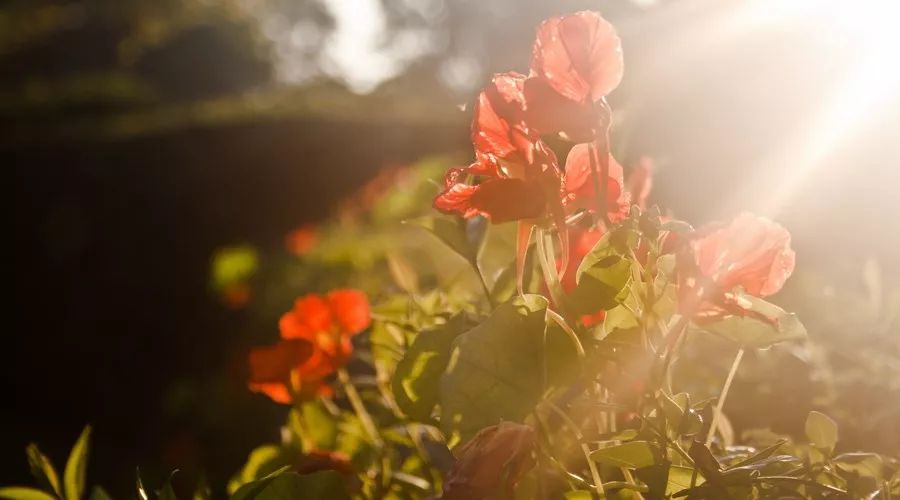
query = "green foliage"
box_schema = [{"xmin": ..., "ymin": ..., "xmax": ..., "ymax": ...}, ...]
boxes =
[
  {"xmin": 63, "ymin": 427, "xmax": 91, "ymax": 500},
  {"xmin": 695, "ymin": 294, "xmax": 807, "ymax": 348},
  {"xmin": 392, "ymin": 314, "xmax": 468, "ymax": 422},
  {"xmin": 805, "ymin": 410, "xmax": 838, "ymax": 454},
  {"xmin": 231, "ymin": 470, "xmax": 349, "ymax": 500},
  {"xmin": 591, "ymin": 441, "xmax": 659, "ymax": 469},
  {"xmin": 439, "ymin": 295, "xmax": 578, "ymax": 445},
  {"xmin": 211, "ymin": 245, "xmax": 258, "ymax": 290}
]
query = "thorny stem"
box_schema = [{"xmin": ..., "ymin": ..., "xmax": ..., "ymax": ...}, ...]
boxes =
[{"xmin": 705, "ymin": 347, "xmax": 745, "ymax": 447}]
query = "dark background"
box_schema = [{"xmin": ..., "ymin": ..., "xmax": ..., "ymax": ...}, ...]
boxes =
[{"xmin": 7, "ymin": 0, "xmax": 900, "ymax": 496}]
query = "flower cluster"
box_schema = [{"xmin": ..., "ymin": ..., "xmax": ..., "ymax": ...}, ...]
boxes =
[
  {"xmin": 247, "ymin": 289, "xmax": 371, "ymax": 404},
  {"xmin": 433, "ymin": 11, "xmax": 629, "ymax": 228}
]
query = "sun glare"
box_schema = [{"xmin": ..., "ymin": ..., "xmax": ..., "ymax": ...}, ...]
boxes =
[{"xmin": 750, "ymin": 0, "xmax": 900, "ymax": 216}]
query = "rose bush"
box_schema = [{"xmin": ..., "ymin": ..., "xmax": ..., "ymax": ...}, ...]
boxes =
[{"xmin": 5, "ymin": 10, "xmax": 900, "ymax": 500}]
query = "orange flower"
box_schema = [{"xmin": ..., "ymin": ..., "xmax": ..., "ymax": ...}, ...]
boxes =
[
  {"xmin": 679, "ymin": 213, "xmax": 796, "ymax": 318},
  {"xmin": 248, "ymin": 290, "xmax": 371, "ymax": 404},
  {"xmin": 285, "ymin": 225, "xmax": 318, "ymax": 256},
  {"xmin": 247, "ymin": 339, "xmax": 316, "ymax": 404}
]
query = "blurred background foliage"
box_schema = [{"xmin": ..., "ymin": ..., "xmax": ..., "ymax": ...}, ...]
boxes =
[{"xmin": 7, "ymin": 0, "xmax": 900, "ymax": 497}]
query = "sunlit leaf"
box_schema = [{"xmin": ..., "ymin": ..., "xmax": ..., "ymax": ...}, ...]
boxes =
[
  {"xmin": 211, "ymin": 246, "xmax": 258, "ymax": 290},
  {"xmin": 666, "ymin": 466, "xmax": 704, "ymax": 496},
  {"xmin": 230, "ymin": 471, "xmax": 349, "ymax": 500},
  {"xmin": 291, "ymin": 401, "xmax": 339, "ymax": 451},
  {"xmin": 695, "ymin": 295, "xmax": 807, "ymax": 348},
  {"xmin": 63, "ymin": 426, "xmax": 91, "ymax": 500},
  {"xmin": 805, "ymin": 411, "xmax": 838, "ymax": 454},
  {"xmin": 157, "ymin": 472, "xmax": 177, "ymax": 500},
  {"xmin": 227, "ymin": 446, "xmax": 289, "ymax": 495},
  {"xmin": 590, "ymin": 441, "xmax": 658, "ymax": 469},
  {"xmin": 834, "ymin": 453, "xmax": 883, "ymax": 480},
  {"xmin": 87, "ymin": 486, "xmax": 112, "ymax": 500},
  {"xmin": 569, "ymin": 254, "xmax": 632, "ymax": 314},
  {"xmin": 408, "ymin": 216, "xmax": 476, "ymax": 264},
  {"xmin": 392, "ymin": 315, "xmax": 467, "ymax": 422},
  {"xmin": 25, "ymin": 444, "xmax": 61, "ymax": 498},
  {"xmin": 0, "ymin": 487, "xmax": 58, "ymax": 500},
  {"xmin": 440, "ymin": 295, "xmax": 577, "ymax": 444}
]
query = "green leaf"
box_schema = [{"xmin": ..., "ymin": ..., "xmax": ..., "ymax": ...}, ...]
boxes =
[
  {"xmin": 226, "ymin": 446, "xmax": 291, "ymax": 495},
  {"xmin": 63, "ymin": 426, "xmax": 91, "ymax": 500},
  {"xmin": 393, "ymin": 315, "xmax": 467, "ymax": 422},
  {"xmin": 409, "ymin": 216, "xmax": 476, "ymax": 264},
  {"xmin": 157, "ymin": 472, "xmax": 177, "ymax": 500},
  {"xmin": 563, "ymin": 491, "xmax": 593, "ymax": 500},
  {"xmin": 136, "ymin": 470, "xmax": 148, "ymax": 500},
  {"xmin": 87, "ymin": 486, "xmax": 112, "ymax": 500},
  {"xmin": 695, "ymin": 295, "xmax": 807, "ymax": 348},
  {"xmin": 590, "ymin": 441, "xmax": 658, "ymax": 469},
  {"xmin": 569, "ymin": 254, "xmax": 632, "ymax": 314},
  {"xmin": 834, "ymin": 453, "xmax": 883, "ymax": 480},
  {"xmin": 230, "ymin": 471, "xmax": 348, "ymax": 500},
  {"xmin": 805, "ymin": 411, "xmax": 838, "ymax": 454},
  {"xmin": 440, "ymin": 295, "xmax": 577, "ymax": 444},
  {"xmin": 291, "ymin": 400, "xmax": 339, "ymax": 451},
  {"xmin": 0, "ymin": 487, "xmax": 58, "ymax": 500},
  {"xmin": 666, "ymin": 466, "xmax": 704, "ymax": 496},
  {"xmin": 211, "ymin": 246, "xmax": 258, "ymax": 289},
  {"xmin": 25, "ymin": 444, "xmax": 61, "ymax": 497},
  {"xmin": 660, "ymin": 392, "xmax": 701, "ymax": 437}
]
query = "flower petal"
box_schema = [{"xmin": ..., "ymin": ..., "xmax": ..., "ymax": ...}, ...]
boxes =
[
  {"xmin": 327, "ymin": 289, "xmax": 371, "ymax": 335},
  {"xmin": 563, "ymin": 143, "xmax": 628, "ymax": 219},
  {"xmin": 530, "ymin": 11, "xmax": 624, "ymax": 103}
]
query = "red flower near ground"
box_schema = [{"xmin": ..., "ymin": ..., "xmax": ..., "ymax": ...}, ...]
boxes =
[
  {"xmin": 248, "ymin": 290, "xmax": 371, "ymax": 404},
  {"xmin": 679, "ymin": 213, "xmax": 795, "ymax": 317},
  {"xmin": 562, "ymin": 143, "xmax": 629, "ymax": 220},
  {"xmin": 285, "ymin": 225, "xmax": 318, "ymax": 256},
  {"xmin": 525, "ymin": 11, "xmax": 624, "ymax": 142},
  {"xmin": 247, "ymin": 339, "xmax": 317, "ymax": 404},
  {"xmin": 443, "ymin": 422, "xmax": 537, "ymax": 500}
]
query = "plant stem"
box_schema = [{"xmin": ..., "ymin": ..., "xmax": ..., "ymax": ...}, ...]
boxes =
[
  {"xmin": 547, "ymin": 309, "xmax": 586, "ymax": 359},
  {"xmin": 535, "ymin": 229, "xmax": 567, "ymax": 313},
  {"xmin": 337, "ymin": 368, "xmax": 384, "ymax": 449},
  {"xmin": 473, "ymin": 259, "xmax": 498, "ymax": 309},
  {"xmin": 705, "ymin": 347, "xmax": 745, "ymax": 447},
  {"xmin": 543, "ymin": 401, "xmax": 605, "ymax": 498},
  {"xmin": 290, "ymin": 404, "xmax": 316, "ymax": 451}
]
